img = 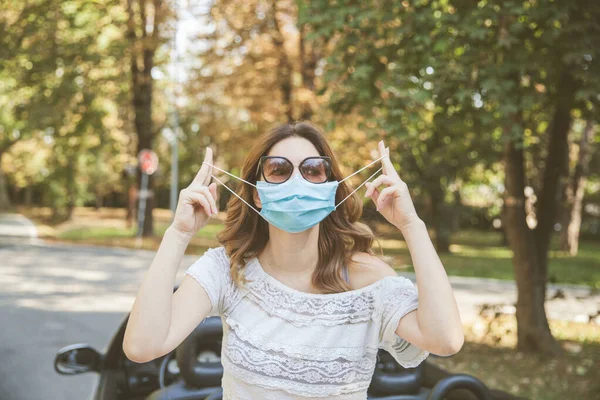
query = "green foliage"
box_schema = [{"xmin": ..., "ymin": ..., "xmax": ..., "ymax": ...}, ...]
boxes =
[
  {"xmin": 2, "ymin": 0, "xmax": 599, "ymax": 229},
  {"xmin": 1, "ymin": 0, "xmax": 133, "ymax": 214},
  {"xmin": 300, "ymin": 0, "xmax": 600, "ymax": 229}
]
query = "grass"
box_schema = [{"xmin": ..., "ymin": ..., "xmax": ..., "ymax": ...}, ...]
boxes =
[
  {"xmin": 18, "ymin": 206, "xmax": 223, "ymax": 254},
  {"xmin": 375, "ymin": 228, "xmax": 600, "ymax": 288},
  {"xmin": 435, "ymin": 315, "xmax": 600, "ymax": 400}
]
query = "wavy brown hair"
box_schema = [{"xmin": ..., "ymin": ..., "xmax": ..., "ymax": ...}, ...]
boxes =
[{"xmin": 215, "ymin": 120, "xmax": 381, "ymax": 294}]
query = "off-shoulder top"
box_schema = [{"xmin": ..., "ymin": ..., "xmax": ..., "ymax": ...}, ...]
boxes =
[{"xmin": 184, "ymin": 246, "xmax": 430, "ymax": 399}]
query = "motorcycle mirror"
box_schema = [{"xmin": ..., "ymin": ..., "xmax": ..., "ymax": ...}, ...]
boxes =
[{"xmin": 54, "ymin": 343, "xmax": 103, "ymax": 375}]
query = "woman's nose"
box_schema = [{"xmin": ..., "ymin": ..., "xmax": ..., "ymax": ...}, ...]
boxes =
[{"xmin": 291, "ymin": 166, "xmax": 302, "ymax": 178}]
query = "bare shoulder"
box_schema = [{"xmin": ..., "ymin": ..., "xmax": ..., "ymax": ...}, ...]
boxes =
[{"xmin": 348, "ymin": 251, "xmax": 397, "ymax": 289}]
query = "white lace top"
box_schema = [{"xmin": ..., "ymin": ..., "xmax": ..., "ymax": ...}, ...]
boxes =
[{"xmin": 184, "ymin": 246, "xmax": 429, "ymax": 399}]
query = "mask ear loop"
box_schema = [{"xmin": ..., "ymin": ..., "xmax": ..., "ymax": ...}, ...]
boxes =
[
  {"xmin": 201, "ymin": 162, "xmax": 268, "ymax": 221},
  {"xmin": 334, "ymin": 154, "xmax": 389, "ymax": 209}
]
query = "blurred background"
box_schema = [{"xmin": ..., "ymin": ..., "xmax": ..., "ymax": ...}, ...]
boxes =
[{"xmin": 0, "ymin": 0, "xmax": 598, "ymax": 399}]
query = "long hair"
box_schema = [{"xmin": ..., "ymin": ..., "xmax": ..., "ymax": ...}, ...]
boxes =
[{"xmin": 216, "ymin": 120, "xmax": 379, "ymax": 294}]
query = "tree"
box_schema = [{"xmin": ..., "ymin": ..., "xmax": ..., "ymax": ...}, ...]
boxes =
[
  {"xmin": 301, "ymin": 0, "xmax": 600, "ymax": 353},
  {"xmin": 0, "ymin": 0, "xmax": 54, "ymax": 210},
  {"xmin": 125, "ymin": 0, "xmax": 173, "ymax": 236},
  {"xmin": 0, "ymin": 0, "xmax": 131, "ymax": 217},
  {"xmin": 494, "ymin": 1, "xmax": 599, "ymax": 354},
  {"xmin": 180, "ymin": 0, "xmax": 357, "ymax": 210},
  {"xmin": 299, "ymin": 0, "xmax": 497, "ymax": 252},
  {"xmin": 559, "ymin": 120, "xmax": 597, "ymax": 255}
]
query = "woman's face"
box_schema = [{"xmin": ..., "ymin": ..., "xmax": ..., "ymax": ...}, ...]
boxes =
[{"xmin": 253, "ymin": 136, "xmax": 321, "ymax": 208}]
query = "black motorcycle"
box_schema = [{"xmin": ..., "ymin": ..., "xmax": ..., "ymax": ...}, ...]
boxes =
[{"xmin": 54, "ymin": 288, "xmax": 520, "ymax": 400}]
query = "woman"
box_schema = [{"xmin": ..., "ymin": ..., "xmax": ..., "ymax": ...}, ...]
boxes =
[{"xmin": 123, "ymin": 121, "xmax": 464, "ymax": 399}]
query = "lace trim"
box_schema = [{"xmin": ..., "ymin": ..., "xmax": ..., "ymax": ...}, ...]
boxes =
[
  {"xmin": 184, "ymin": 246, "xmax": 244, "ymax": 316},
  {"xmin": 221, "ymin": 328, "xmax": 376, "ymax": 397},
  {"xmin": 184, "ymin": 273, "xmax": 215, "ymax": 313},
  {"xmin": 250, "ymin": 256, "xmax": 394, "ymax": 298},
  {"xmin": 224, "ymin": 316, "xmax": 380, "ymax": 361},
  {"xmin": 375, "ymin": 277, "xmax": 430, "ymax": 368},
  {"xmin": 372, "ymin": 277, "xmax": 418, "ymax": 322},
  {"xmin": 222, "ymin": 376, "xmax": 368, "ymax": 400},
  {"xmin": 245, "ymin": 278, "xmax": 377, "ymax": 327},
  {"xmin": 222, "ymin": 353, "xmax": 372, "ymax": 397},
  {"xmin": 243, "ymin": 258, "xmax": 393, "ymax": 327},
  {"xmin": 380, "ymin": 339, "xmax": 430, "ymax": 368}
]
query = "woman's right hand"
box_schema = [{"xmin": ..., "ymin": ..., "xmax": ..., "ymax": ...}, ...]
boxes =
[{"xmin": 170, "ymin": 147, "xmax": 219, "ymax": 239}]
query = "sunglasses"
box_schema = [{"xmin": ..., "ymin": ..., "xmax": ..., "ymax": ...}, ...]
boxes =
[{"xmin": 255, "ymin": 156, "xmax": 332, "ymax": 184}]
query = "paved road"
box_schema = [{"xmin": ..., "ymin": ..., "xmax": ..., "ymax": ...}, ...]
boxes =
[
  {"xmin": 0, "ymin": 239, "xmax": 199, "ymax": 400},
  {"xmin": 0, "ymin": 234, "xmax": 597, "ymax": 399}
]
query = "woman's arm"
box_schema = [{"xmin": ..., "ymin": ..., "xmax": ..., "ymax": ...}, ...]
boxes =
[
  {"xmin": 364, "ymin": 140, "xmax": 463, "ymax": 356},
  {"xmin": 122, "ymin": 226, "xmax": 212, "ymax": 363},
  {"xmin": 123, "ymin": 147, "xmax": 220, "ymax": 363},
  {"xmin": 395, "ymin": 217, "xmax": 464, "ymax": 356}
]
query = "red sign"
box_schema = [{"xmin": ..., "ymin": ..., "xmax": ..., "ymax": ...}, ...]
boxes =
[{"xmin": 138, "ymin": 149, "xmax": 158, "ymax": 175}]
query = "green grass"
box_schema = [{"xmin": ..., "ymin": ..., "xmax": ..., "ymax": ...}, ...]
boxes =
[
  {"xmin": 547, "ymin": 244, "xmax": 600, "ymax": 287},
  {"xmin": 57, "ymin": 222, "xmax": 224, "ymax": 241},
  {"xmin": 58, "ymin": 225, "xmax": 164, "ymax": 240},
  {"xmin": 379, "ymin": 229, "xmax": 599, "ymax": 288}
]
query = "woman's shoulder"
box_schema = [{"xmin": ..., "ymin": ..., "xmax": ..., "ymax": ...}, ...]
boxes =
[
  {"xmin": 348, "ymin": 251, "xmax": 398, "ymax": 290},
  {"xmin": 204, "ymin": 245, "xmax": 230, "ymax": 260},
  {"xmin": 186, "ymin": 246, "xmax": 232, "ymax": 278}
]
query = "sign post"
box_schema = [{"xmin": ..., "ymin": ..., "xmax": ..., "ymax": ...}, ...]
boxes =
[
  {"xmin": 136, "ymin": 149, "xmax": 158, "ymax": 247},
  {"xmin": 161, "ymin": 127, "xmax": 179, "ymax": 220}
]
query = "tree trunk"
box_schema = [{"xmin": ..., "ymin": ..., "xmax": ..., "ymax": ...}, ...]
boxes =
[
  {"xmin": 95, "ymin": 191, "xmax": 103, "ymax": 210},
  {"xmin": 503, "ymin": 69, "xmax": 576, "ymax": 354},
  {"xmin": 429, "ymin": 180, "xmax": 451, "ymax": 253},
  {"xmin": 271, "ymin": 0, "xmax": 294, "ymax": 122},
  {"xmin": 451, "ymin": 189, "xmax": 462, "ymax": 232},
  {"xmin": 502, "ymin": 136, "xmax": 560, "ymax": 354},
  {"xmin": 299, "ymin": 23, "xmax": 317, "ymax": 121},
  {"xmin": 66, "ymin": 156, "xmax": 76, "ymax": 220},
  {"xmin": 495, "ymin": 6, "xmax": 579, "ymax": 353},
  {"xmin": 127, "ymin": 0, "xmax": 163, "ymax": 237},
  {"xmin": 533, "ymin": 71, "xmax": 576, "ymax": 277},
  {"xmin": 24, "ymin": 186, "xmax": 33, "ymax": 207},
  {"xmin": 133, "ymin": 43, "xmax": 156, "ymax": 237},
  {"xmin": 560, "ymin": 120, "xmax": 594, "ymax": 255},
  {"xmin": 0, "ymin": 151, "xmax": 12, "ymax": 211}
]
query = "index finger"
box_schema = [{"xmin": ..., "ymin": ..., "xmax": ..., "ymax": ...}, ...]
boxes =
[
  {"xmin": 193, "ymin": 146, "xmax": 213, "ymax": 186},
  {"xmin": 378, "ymin": 140, "xmax": 398, "ymax": 178}
]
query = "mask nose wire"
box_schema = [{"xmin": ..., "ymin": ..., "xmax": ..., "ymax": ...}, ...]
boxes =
[{"xmin": 202, "ymin": 161, "xmax": 267, "ymax": 220}]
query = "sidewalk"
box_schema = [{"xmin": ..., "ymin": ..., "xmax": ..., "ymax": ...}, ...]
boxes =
[
  {"xmin": 400, "ymin": 272, "xmax": 599, "ymax": 325},
  {"xmin": 0, "ymin": 213, "xmax": 40, "ymax": 244}
]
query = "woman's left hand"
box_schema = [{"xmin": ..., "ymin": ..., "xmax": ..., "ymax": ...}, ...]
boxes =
[{"xmin": 365, "ymin": 140, "xmax": 421, "ymax": 230}]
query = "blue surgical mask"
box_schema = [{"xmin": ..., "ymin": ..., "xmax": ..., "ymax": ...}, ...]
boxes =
[{"xmin": 203, "ymin": 154, "xmax": 387, "ymax": 233}]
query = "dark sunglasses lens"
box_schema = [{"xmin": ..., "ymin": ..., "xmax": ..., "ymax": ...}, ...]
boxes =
[
  {"xmin": 300, "ymin": 158, "xmax": 330, "ymax": 183},
  {"xmin": 263, "ymin": 157, "xmax": 293, "ymax": 183}
]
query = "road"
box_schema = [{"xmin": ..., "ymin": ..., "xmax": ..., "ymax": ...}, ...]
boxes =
[{"xmin": 0, "ymin": 239, "xmax": 198, "ymax": 400}]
